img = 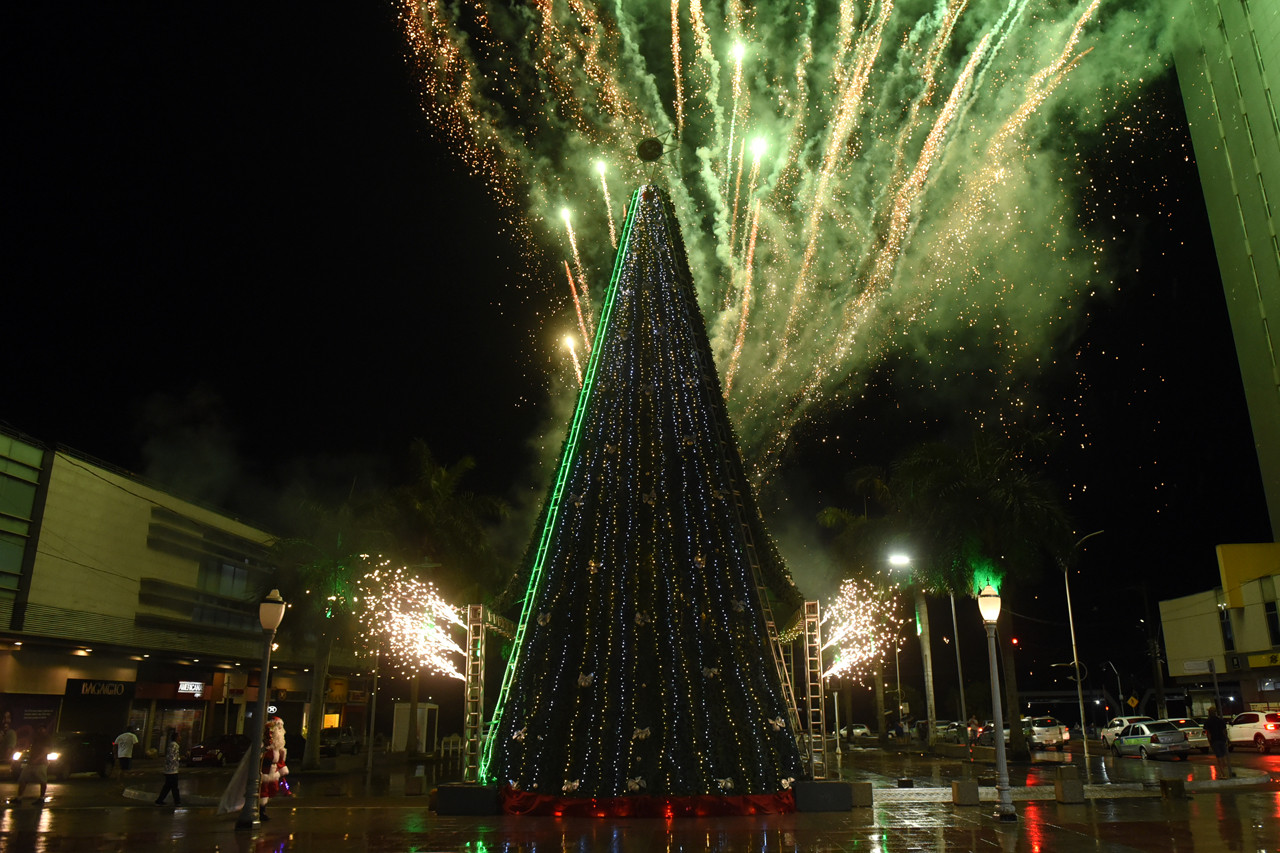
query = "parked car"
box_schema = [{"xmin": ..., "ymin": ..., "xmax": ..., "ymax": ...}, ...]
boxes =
[
  {"xmin": 975, "ymin": 721, "xmax": 1009, "ymax": 746},
  {"xmin": 1226, "ymin": 711, "xmax": 1280, "ymax": 753},
  {"xmin": 10, "ymin": 732, "xmax": 113, "ymax": 780},
  {"xmin": 1025, "ymin": 716, "xmax": 1070, "ymax": 751},
  {"xmin": 939, "ymin": 721, "xmax": 969, "ymax": 743},
  {"xmin": 840, "ymin": 724, "xmax": 871, "ymax": 739},
  {"xmin": 1109, "ymin": 720, "xmax": 1192, "ymax": 760},
  {"xmin": 319, "ymin": 726, "xmax": 359, "ymax": 756},
  {"xmin": 1161, "ymin": 718, "xmax": 1208, "ymax": 753},
  {"xmin": 1100, "ymin": 716, "xmax": 1154, "ymax": 749},
  {"xmin": 185, "ymin": 733, "xmax": 251, "ymax": 767}
]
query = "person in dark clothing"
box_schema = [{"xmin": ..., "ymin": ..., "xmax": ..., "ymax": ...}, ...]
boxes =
[
  {"xmin": 1204, "ymin": 706, "xmax": 1231, "ymax": 778},
  {"xmin": 155, "ymin": 729, "xmax": 182, "ymax": 806}
]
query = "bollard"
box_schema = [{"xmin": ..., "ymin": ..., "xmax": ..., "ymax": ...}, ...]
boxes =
[
  {"xmin": 897, "ymin": 778, "xmax": 915, "ymax": 788},
  {"xmin": 951, "ymin": 779, "xmax": 980, "ymax": 806},
  {"xmin": 851, "ymin": 782, "xmax": 874, "ymax": 808},
  {"xmin": 1160, "ymin": 779, "xmax": 1187, "ymax": 799}
]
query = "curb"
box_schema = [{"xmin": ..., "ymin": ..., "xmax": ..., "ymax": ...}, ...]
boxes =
[{"xmin": 869, "ymin": 767, "xmax": 1271, "ymax": 803}]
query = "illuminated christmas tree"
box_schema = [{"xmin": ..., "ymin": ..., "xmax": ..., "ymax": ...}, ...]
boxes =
[{"xmin": 484, "ymin": 184, "xmax": 804, "ymax": 816}]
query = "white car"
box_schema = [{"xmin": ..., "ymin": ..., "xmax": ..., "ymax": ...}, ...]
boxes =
[
  {"xmin": 840, "ymin": 724, "xmax": 871, "ymax": 739},
  {"xmin": 1226, "ymin": 711, "xmax": 1280, "ymax": 753},
  {"xmin": 1100, "ymin": 715, "xmax": 1154, "ymax": 749},
  {"xmin": 1025, "ymin": 716, "xmax": 1070, "ymax": 751}
]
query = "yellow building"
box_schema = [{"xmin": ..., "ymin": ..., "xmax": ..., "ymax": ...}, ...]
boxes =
[{"xmin": 1160, "ymin": 542, "xmax": 1280, "ymax": 713}]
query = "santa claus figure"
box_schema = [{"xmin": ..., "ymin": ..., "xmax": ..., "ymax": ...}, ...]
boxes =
[{"xmin": 257, "ymin": 716, "xmax": 289, "ymax": 821}]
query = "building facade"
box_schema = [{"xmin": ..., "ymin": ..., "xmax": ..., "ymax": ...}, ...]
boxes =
[
  {"xmin": 1160, "ymin": 542, "xmax": 1280, "ymax": 714},
  {"xmin": 1176, "ymin": 0, "xmax": 1280, "ymax": 535},
  {"xmin": 0, "ymin": 429, "xmax": 368, "ymax": 755}
]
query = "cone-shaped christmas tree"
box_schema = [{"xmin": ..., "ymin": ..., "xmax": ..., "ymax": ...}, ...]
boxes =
[{"xmin": 485, "ymin": 185, "xmax": 803, "ymax": 816}]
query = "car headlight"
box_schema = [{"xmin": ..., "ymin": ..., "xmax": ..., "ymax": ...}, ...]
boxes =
[
  {"xmin": 10, "ymin": 751, "xmax": 21, "ymax": 762},
  {"xmin": 46, "ymin": 752, "xmax": 60, "ymax": 762}
]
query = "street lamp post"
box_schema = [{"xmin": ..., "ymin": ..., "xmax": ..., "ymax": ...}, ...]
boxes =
[
  {"xmin": 978, "ymin": 585, "xmax": 1016, "ymax": 822},
  {"xmin": 236, "ymin": 588, "xmax": 287, "ymax": 831},
  {"xmin": 889, "ymin": 553, "xmax": 937, "ymax": 745},
  {"xmin": 1066, "ymin": 530, "xmax": 1103, "ymax": 783}
]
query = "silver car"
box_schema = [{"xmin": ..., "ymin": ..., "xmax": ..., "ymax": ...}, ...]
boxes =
[
  {"xmin": 1025, "ymin": 716, "xmax": 1070, "ymax": 751},
  {"xmin": 1110, "ymin": 720, "xmax": 1192, "ymax": 760},
  {"xmin": 1160, "ymin": 718, "xmax": 1208, "ymax": 753}
]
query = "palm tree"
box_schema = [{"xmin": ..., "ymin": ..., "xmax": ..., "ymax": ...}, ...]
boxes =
[
  {"xmin": 822, "ymin": 430, "xmax": 1073, "ymax": 755},
  {"xmin": 377, "ymin": 440, "xmax": 511, "ymax": 753},
  {"xmin": 271, "ymin": 491, "xmax": 393, "ymax": 770}
]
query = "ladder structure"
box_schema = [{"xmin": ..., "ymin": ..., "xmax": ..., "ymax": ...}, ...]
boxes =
[
  {"xmin": 463, "ymin": 604, "xmax": 516, "ymax": 783},
  {"xmin": 804, "ymin": 600, "xmax": 828, "ymax": 780}
]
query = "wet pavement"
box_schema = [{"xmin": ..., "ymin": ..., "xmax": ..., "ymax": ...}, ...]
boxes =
[{"xmin": 0, "ymin": 743, "xmax": 1276, "ymax": 851}]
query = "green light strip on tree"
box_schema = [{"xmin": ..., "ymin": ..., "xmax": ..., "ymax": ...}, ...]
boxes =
[{"xmin": 479, "ymin": 186, "xmax": 644, "ymax": 783}]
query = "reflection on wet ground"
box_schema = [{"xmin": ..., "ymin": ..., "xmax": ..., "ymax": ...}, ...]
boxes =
[
  {"xmin": 1, "ymin": 748, "xmax": 1276, "ymax": 852},
  {"xmin": 4, "ymin": 793, "xmax": 1276, "ymax": 852}
]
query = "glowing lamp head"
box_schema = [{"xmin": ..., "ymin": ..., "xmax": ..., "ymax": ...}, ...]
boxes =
[
  {"xmin": 977, "ymin": 585, "xmax": 1001, "ymax": 624},
  {"xmin": 888, "ymin": 553, "xmax": 911, "ymax": 567},
  {"xmin": 259, "ymin": 588, "xmax": 287, "ymax": 632}
]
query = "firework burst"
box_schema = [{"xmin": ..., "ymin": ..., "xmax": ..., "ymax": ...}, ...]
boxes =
[{"xmin": 396, "ymin": 0, "xmax": 1170, "ymax": 480}]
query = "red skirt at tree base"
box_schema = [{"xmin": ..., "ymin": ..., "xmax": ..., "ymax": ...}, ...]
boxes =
[{"xmin": 500, "ymin": 786, "xmax": 796, "ymax": 817}]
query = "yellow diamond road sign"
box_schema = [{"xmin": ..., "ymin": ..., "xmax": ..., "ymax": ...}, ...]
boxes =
[{"xmin": 1127, "ymin": 696, "xmax": 1139, "ymax": 709}]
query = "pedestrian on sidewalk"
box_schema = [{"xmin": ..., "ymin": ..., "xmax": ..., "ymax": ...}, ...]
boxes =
[
  {"xmin": 1, "ymin": 711, "xmax": 16, "ymax": 764},
  {"xmin": 113, "ymin": 726, "xmax": 139, "ymax": 775},
  {"xmin": 155, "ymin": 728, "xmax": 182, "ymax": 806},
  {"xmin": 1204, "ymin": 706, "xmax": 1231, "ymax": 778},
  {"xmin": 10, "ymin": 723, "xmax": 50, "ymax": 806}
]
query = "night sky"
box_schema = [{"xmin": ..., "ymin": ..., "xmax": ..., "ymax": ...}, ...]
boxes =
[{"xmin": 6, "ymin": 3, "xmax": 1273, "ymax": 715}]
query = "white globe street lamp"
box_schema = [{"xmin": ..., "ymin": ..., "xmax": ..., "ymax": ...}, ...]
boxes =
[
  {"xmin": 978, "ymin": 585, "xmax": 1016, "ymax": 822},
  {"xmin": 236, "ymin": 588, "xmax": 287, "ymax": 830}
]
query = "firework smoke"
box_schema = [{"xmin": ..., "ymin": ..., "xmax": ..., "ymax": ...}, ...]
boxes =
[{"xmin": 397, "ymin": 0, "xmax": 1173, "ymax": 481}]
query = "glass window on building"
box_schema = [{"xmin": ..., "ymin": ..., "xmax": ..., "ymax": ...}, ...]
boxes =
[
  {"xmin": 1219, "ymin": 607, "xmax": 1236, "ymax": 652},
  {"xmin": 1265, "ymin": 601, "xmax": 1280, "ymax": 648}
]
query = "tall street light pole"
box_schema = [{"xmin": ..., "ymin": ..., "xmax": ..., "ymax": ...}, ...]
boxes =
[
  {"xmin": 949, "ymin": 592, "xmax": 967, "ymax": 732},
  {"xmin": 237, "ymin": 588, "xmax": 287, "ymax": 831},
  {"xmin": 890, "ymin": 553, "xmax": 937, "ymax": 745},
  {"xmin": 1066, "ymin": 529, "xmax": 1103, "ymax": 783},
  {"xmin": 979, "ymin": 585, "xmax": 1016, "ymax": 822}
]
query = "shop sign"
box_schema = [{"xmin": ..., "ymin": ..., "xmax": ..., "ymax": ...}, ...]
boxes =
[
  {"xmin": 64, "ymin": 678, "xmax": 134, "ymax": 698},
  {"xmin": 177, "ymin": 681, "xmax": 204, "ymax": 695}
]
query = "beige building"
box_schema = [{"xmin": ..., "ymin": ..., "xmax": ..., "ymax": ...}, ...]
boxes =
[
  {"xmin": 0, "ymin": 429, "xmax": 368, "ymax": 755},
  {"xmin": 1160, "ymin": 543, "xmax": 1280, "ymax": 713}
]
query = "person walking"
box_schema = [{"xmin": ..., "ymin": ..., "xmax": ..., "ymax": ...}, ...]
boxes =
[
  {"xmin": 10, "ymin": 723, "xmax": 51, "ymax": 806},
  {"xmin": 113, "ymin": 726, "xmax": 139, "ymax": 775},
  {"xmin": 1204, "ymin": 706, "xmax": 1231, "ymax": 778},
  {"xmin": 1, "ymin": 711, "xmax": 16, "ymax": 764},
  {"xmin": 154, "ymin": 728, "xmax": 182, "ymax": 806}
]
